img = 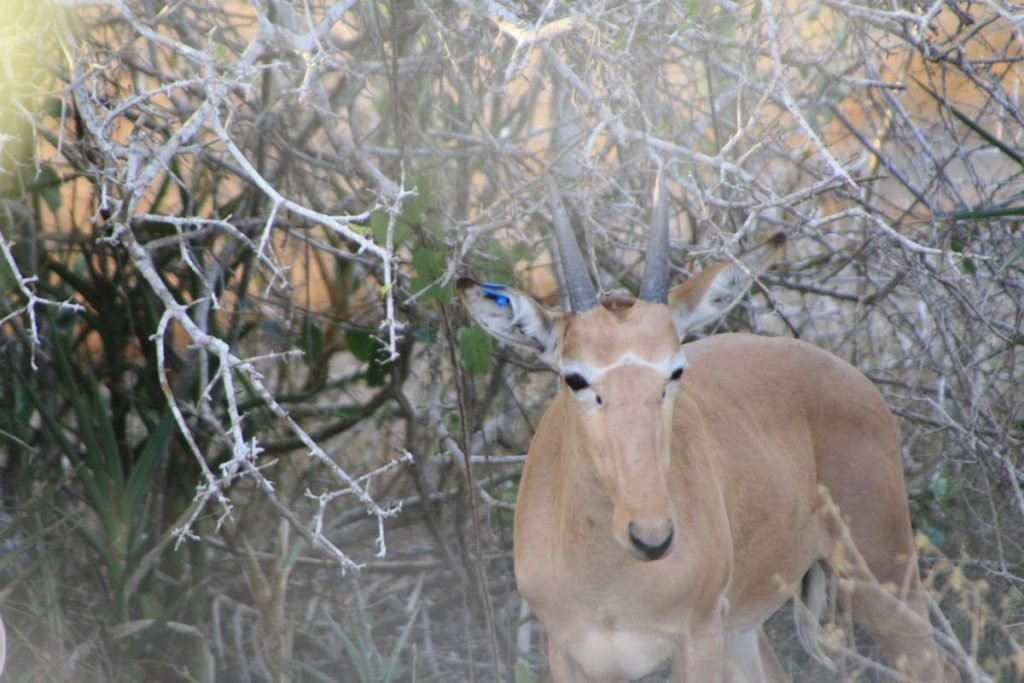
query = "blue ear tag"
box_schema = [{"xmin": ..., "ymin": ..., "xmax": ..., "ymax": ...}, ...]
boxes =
[{"xmin": 481, "ymin": 281, "xmax": 509, "ymax": 307}]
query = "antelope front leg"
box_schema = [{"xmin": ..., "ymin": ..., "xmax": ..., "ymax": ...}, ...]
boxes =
[{"xmin": 671, "ymin": 627, "xmax": 727, "ymax": 683}]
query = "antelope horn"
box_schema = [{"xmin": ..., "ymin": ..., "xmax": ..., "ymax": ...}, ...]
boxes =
[
  {"xmin": 547, "ymin": 178, "xmax": 598, "ymax": 313},
  {"xmin": 638, "ymin": 169, "xmax": 670, "ymax": 304}
]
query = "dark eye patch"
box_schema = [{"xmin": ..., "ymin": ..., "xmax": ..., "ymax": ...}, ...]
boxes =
[
  {"xmin": 670, "ymin": 367, "xmax": 684, "ymax": 381},
  {"xmin": 564, "ymin": 373, "xmax": 590, "ymax": 392}
]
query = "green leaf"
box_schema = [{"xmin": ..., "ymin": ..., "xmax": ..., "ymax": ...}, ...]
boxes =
[
  {"xmin": 381, "ymin": 604, "xmax": 419, "ymax": 683},
  {"xmin": 928, "ymin": 471, "xmax": 955, "ymax": 506},
  {"xmin": 920, "ymin": 524, "xmax": 945, "ymax": 549},
  {"xmin": 336, "ymin": 626, "xmax": 377, "ymax": 682},
  {"xmin": 509, "ymin": 242, "xmax": 533, "ymax": 263},
  {"xmin": 514, "ymin": 658, "xmax": 537, "ymax": 683},
  {"xmin": 410, "ymin": 247, "xmax": 449, "ymax": 303},
  {"xmin": 970, "ymin": 333, "xmax": 1024, "ymax": 366},
  {"xmin": 333, "ymin": 405, "xmax": 365, "ymax": 420},
  {"xmin": 832, "ymin": 21, "xmax": 847, "ymax": 45},
  {"xmin": 77, "ymin": 524, "xmax": 115, "ymax": 571},
  {"xmin": 458, "ymin": 324, "xmax": 492, "ymax": 376},
  {"xmin": 496, "ymin": 480, "xmax": 519, "ymax": 505},
  {"xmin": 299, "ymin": 320, "xmax": 323, "ymax": 366},
  {"xmin": 409, "ymin": 324, "xmax": 437, "ymax": 344},
  {"xmin": 41, "ymin": 95, "xmax": 64, "ymax": 119},
  {"xmin": 47, "ymin": 342, "xmax": 120, "ymax": 522},
  {"xmin": 284, "ymin": 535, "xmax": 307, "ymax": 570},
  {"xmin": 139, "ymin": 592, "xmax": 162, "ymax": 620},
  {"xmin": 0, "ymin": 255, "xmax": 12, "ymax": 294},
  {"xmin": 289, "ymin": 661, "xmax": 336, "ymax": 683},
  {"xmin": 912, "ymin": 76, "xmax": 1024, "ymax": 170},
  {"xmin": 84, "ymin": 371, "xmax": 125, "ymax": 496},
  {"xmin": 211, "ymin": 42, "xmax": 231, "ymax": 63},
  {"xmin": 496, "ymin": 480, "xmax": 518, "ymax": 528},
  {"xmin": 259, "ymin": 318, "xmax": 287, "ymax": 344},
  {"xmin": 345, "ymin": 329, "xmax": 375, "ymax": 362},
  {"xmin": 123, "ymin": 412, "xmax": 175, "ymax": 552},
  {"xmin": 34, "ymin": 164, "xmax": 62, "ymax": 213},
  {"xmin": 369, "ymin": 210, "xmax": 412, "ymax": 246},
  {"xmin": 423, "ymin": 216, "xmax": 444, "ymax": 238},
  {"xmin": 750, "ymin": 2, "xmax": 761, "ymax": 21},
  {"xmin": 445, "ymin": 411, "xmax": 460, "ymax": 435},
  {"xmin": 344, "ymin": 329, "xmax": 390, "ymax": 386},
  {"xmin": 483, "ymin": 242, "xmax": 532, "ymax": 284},
  {"xmin": 402, "ymin": 174, "xmax": 431, "ymax": 225},
  {"xmin": 1000, "ymin": 244, "xmax": 1024, "ymax": 274},
  {"xmin": 367, "ymin": 174, "xmax": 437, "ymax": 249},
  {"xmin": 945, "ymin": 204, "xmax": 1024, "ymax": 221},
  {"xmin": 365, "ymin": 346, "xmax": 389, "ymax": 387}
]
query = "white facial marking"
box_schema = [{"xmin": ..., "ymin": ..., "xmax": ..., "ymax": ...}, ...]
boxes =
[
  {"xmin": 562, "ymin": 351, "xmax": 688, "ymax": 383},
  {"xmin": 561, "ymin": 351, "xmax": 688, "ymax": 407}
]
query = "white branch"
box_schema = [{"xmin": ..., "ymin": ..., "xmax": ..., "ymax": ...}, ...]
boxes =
[{"xmin": 0, "ymin": 232, "xmax": 86, "ymax": 370}]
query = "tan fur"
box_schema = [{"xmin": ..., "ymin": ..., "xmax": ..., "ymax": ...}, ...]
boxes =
[
  {"xmin": 459, "ymin": 247, "xmax": 951, "ymax": 681},
  {"xmin": 515, "ymin": 325, "xmax": 947, "ymax": 681},
  {"xmin": 668, "ymin": 261, "xmax": 728, "ymax": 314}
]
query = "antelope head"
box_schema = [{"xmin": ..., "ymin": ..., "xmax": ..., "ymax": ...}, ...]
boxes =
[{"xmin": 459, "ymin": 178, "xmax": 783, "ymax": 562}]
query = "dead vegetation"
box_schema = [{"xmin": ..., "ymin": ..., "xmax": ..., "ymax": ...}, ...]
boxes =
[{"xmin": 0, "ymin": 0, "xmax": 1021, "ymax": 680}]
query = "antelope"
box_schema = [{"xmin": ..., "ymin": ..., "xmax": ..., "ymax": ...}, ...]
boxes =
[{"xmin": 458, "ymin": 178, "xmax": 953, "ymax": 682}]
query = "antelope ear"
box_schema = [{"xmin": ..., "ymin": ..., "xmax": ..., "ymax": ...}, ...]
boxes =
[
  {"xmin": 669, "ymin": 232, "xmax": 785, "ymax": 337},
  {"xmin": 457, "ymin": 279, "xmax": 564, "ymax": 364}
]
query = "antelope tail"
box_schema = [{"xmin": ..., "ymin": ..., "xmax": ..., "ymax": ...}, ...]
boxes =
[{"xmin": 794, "ymin": 561, "xmax": 835, "ymax": 671}]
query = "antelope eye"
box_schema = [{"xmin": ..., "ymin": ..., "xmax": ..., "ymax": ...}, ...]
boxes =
[
  {"xmin": 670, "ymin": 367, "xmax": 684, "ymax": 381},
  {"xmin": 564, "ymin": 373, "xmax": 590, "ymax": 392}
]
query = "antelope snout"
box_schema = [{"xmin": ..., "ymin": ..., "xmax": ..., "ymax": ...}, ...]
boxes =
[{"xmin": 627, "ymin": 519, "xmax": 674, "ymax": 561}]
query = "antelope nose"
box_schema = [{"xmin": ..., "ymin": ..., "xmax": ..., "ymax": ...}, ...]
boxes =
[{"xmin": 628, "ymin": 520, "xmax": 674, "ymax": 561}]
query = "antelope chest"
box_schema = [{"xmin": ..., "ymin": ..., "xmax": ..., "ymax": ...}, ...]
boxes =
[
  {"xmin": 518, "ymin": 558, "xmax": 699, "ymax": 680},
  {"xmin": 558, "ymin": 609, "xmax": 676, "ymax": 680}
]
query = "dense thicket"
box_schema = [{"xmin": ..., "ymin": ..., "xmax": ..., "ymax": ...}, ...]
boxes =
[{"xmin": 0, "ymin": 1, "xmax": 1021, "ymax": 680}]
